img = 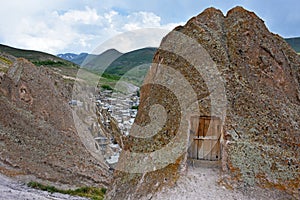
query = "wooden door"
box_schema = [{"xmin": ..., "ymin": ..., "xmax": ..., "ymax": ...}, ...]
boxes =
[{"xmin": 188, "ymin": 116, "xmax": 221, "ymax": 161}]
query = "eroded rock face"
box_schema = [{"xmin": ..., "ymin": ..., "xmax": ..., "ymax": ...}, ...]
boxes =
[
  {"xmin": 107, "ymin": 7, "xmax": 300, "ymax": 199},
  {"xmin": 0, "ymin": 58, "xmax": 110, "ymax": 188}
]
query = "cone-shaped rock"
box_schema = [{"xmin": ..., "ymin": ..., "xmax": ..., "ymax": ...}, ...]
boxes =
[{"xmin": 107, "ymin": 6, "xmax": 300, "ymax": 199}]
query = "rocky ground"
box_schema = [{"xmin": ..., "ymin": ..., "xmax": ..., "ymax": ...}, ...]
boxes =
[
  {"xmin": 152, "ymin": 165, "xmax": 293, "ymax": 200},
  {"xmin": 0, "ymin": 163, "xmax": 294, "ymax": 200},
  {"xmin": 0, "ymin": 174, "xmax": 88, "ymax": 200}
]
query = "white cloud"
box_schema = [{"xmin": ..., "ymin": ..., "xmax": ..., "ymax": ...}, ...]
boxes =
[
  {"xmin": 0, "ymin": 0, "xmax": 300, "ymax": 54},
  {"xmin": 59, "ymin": 6, "xmax": 101, "ymax": 25},
  {"xmin": 104, "ymin": 10, "xmax": 119, "ymax": 24},
  {"xmin": 123, "ymin": 12, "xmax": 161, "ymax": 31},
  {"xmin": 92, "ymin": 28, "xmax": 171, "ymax": 54},
  {"xmin": 0, "ymin": 3, "xmax": 183, "ymax": 54}
]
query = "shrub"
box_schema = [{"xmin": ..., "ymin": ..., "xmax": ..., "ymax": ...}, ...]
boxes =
[
  {"xmin": 101, "ymin": 84, "xmax": 113, "ymax": 90},
  {"xmin": 32, "ymin": 60, "xmax": 67, "ymax": 66}
]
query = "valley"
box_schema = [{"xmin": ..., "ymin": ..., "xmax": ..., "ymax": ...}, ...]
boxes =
[{"xmin": 0, "ymin": 6, "xmax": 299, "ymax": 200}]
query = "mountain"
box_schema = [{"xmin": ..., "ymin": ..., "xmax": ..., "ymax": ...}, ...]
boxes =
[
  {"xmin": 57, "ymin": 53, "xmax": 78, "ymax": 61},
  {"xmin": 69, "ymin": 52, "xmax": 89, "ymax": 65},
  {"xmin": 0, "ymin": 44, "xmax": 79, "ymax": 78},
  {"xmin": 58, "ymin": 48, "xmax": 157, "ymax": 74},
  {"xmin": 285, "ymin": 37, "xmax": 300, "ymax": 53},
  {"xmin": 57, "ymin": 49, "xmax": 122, "ymax": 67},
  {"xmin": 0, "ymin": 44, "xmax": 76, "ymax": 67},
  {"xmin": 57, "ymin": 52, "xmax": 89, "ymax": 65},
  {"xmin": 104, "ymin": 47, "xmax": 157, "ymax": 76},
  {"xmin": 58, "ymin": 48, "xmax": 156, "ymax": 85},
  {"xmin": 81, "ymin": 49, "xmax": 123, "ymax": 72}
]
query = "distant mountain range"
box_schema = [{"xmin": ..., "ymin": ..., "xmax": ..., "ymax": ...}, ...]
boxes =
[
  {"xmin": 57, "ymin": 53, "xmax": 79, "ymax": 61},
  {"xmin": 0, "ymin": 44, "xmax": 157, "ymax": 86},
  {"xmin": 57, "ymin": 47, "xmax": 157, "ymax": 76},
  {"xmin": 1, "ymin": 35, "xmax": 299, "ymax": 83}
]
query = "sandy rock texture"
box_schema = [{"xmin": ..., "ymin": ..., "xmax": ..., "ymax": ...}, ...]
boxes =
[
  {"xmin": 0, "ymin": 57, "xmax": 110, "ymax": 189},
  {"xmin": 107, "ymin": 6, "xmax": 300, "ymax": 199}
]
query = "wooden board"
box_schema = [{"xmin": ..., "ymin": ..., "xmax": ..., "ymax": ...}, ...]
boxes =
[
  {"xmin": 210, "ymin": 123, "xmax": 221, "ymax": 160},
  {"xmin": 210, "ymin": 139, "xmax": 221, "ymax": 161},
  {"xmin": 188, "ymin": 116, "xmax": 199, "ymax": 159},
  {"xmin": 200, "ymin": 118, "xmax": 208, "ymax": 160}
]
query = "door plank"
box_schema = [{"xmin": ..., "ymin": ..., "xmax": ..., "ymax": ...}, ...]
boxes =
[
  {"xmin": 202, "ymin": 118, "xmax": 211, "ymax": 160},
  {"xmin": 210, "ymin": 120, "xmax": 221, "ymax": 160},
  {"xmin": 189, "ymin": 116, "xmax": 199, "ymax": 159}
]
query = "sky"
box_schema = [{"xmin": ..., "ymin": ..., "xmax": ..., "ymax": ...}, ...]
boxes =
[{"xmin": 0, "ymin": 0, "xmax": 299, "ymax": 55}]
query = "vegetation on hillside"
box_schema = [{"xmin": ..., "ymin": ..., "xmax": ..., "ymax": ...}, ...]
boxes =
[
  {"xmin": 0, "ymin": 55, "xmax": 12, "ymax": 65},
  {"xmin": 101, "ymin": 84, "xmax": 114, "ymax": 90},
  {"xmin": 59, "ymin": 47, "xmax": 156, "ymax": 86},
  {"xmin": 0, "ymin": 44, "xmax": 79, "ymax": 78},
  {"xmin": 32, "ymin": 60, "xmax": 68, "ymax": 66},
  {"xmin": 27, "ymin": 181, "xmax": 106, "ymax": 200}
]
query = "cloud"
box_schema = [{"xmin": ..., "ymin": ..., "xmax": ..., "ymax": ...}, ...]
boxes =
[
  {"xmin": 92, "ymin": 28, "xmax": 171, "ymax": 54},
  {"xmin": 3, "ymin": 0, "xmax": 298, "ymax": 54},
  {"xmin": 0, "ymin": 3, "xmax": 182, "ymax": 54},
  {"xmin": 59, "ymin": 6, "xmax": 101, "ymax": 25},
  {"xmin": 123, "ymin": 12, "xmax": 161, "ymax": 31}
]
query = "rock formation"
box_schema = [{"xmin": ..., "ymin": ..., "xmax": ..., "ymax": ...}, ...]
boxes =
[
  {"xmin": 107, "ymin": 7, "xmax": 300, "ymax": 199},
  {"xmin": 0, "ymin": 57, "xmax": 110, "ymax": 188}
]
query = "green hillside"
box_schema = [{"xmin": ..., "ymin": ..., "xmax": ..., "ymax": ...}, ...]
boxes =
[
  {"xmin": 0, "ymin": 44, "xmax": 123, "ymax": 89},
  {"xmin": 285, "ymin": 37, "xmax": 300, "ymax": 53},
  {"xmin": 104, "ymin": 47, "xmax": 156, "ymax": 76},
  {"xmin": 73, "ymin": 47, "xmax": 156, "ymax": 85},
  {"xmin": 0, "ymin": 44, "xmax": 79, "ymax": 77},
  {"xmin": 81, "ymin": 49, "xmax": 123, "ymax": 72}
]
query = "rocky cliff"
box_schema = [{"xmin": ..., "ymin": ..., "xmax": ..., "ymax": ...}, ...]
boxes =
[
  {"xmin": 107, "ymin": 7, "xmax": 300, "ymax": 199},
  {"xmin": 0, "ymin": 57, "xmax": 110, "ymax": 188}
]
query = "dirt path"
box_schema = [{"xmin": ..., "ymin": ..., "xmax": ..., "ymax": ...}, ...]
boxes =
[{"xmin": 152, "ymin": 166, "xmax": 292, "ymax": 200}]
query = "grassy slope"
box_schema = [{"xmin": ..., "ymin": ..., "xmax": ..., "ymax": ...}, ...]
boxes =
[
  {"xmin": 0, "ymin": 44, "xmax": 123, "ymax": 91},
  {"xmin": 285, "ymin": 37, "xmax": 300, "ymax": 53},
  {"xmin": 74, "ymin": 47, "xmax": 156, "ymax": 86},
  {"xmin": 104, "ymin": 47, "xmax": 156, "ymax": 76},
  {"xmin": 81, "ymin": 49, "xmax": 123, "ymax": 72},
  {"xmin": 0, "ymin": 44, "xmax": 79, "ymax": 77},
  {"xmin": 27, "ymin": 181, "xmax": 106, "ymax": 200}
]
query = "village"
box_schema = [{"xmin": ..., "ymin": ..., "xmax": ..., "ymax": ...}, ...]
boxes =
[
  {"xmin": 95, "ymin": 88, "xmax": 139, "ymax": 136},
  {"xmin": 68, "ymin": 85, "xmax": 140, "ymax": 167},
  {"xmin": 94, "ymin": 87, "xmax": 140, "ymax": 166}
]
